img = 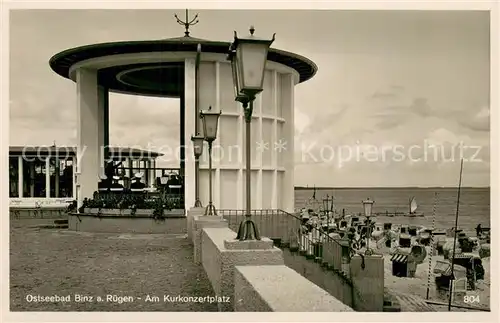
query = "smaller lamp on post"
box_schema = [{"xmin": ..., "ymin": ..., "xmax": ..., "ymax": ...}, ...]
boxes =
[
  {"xmin": 200, "ymin": 106, "xmax": 221, "ymax": 216},
  {"xmin": 362, "ymin": 198, "xmax": 375, "ymax": 254},
  {"xmin": 191, "ymin": 133, "xmax": 205, "ymax": 207}
]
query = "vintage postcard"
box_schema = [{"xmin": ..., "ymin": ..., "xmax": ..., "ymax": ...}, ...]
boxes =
[{"xmin": 2, "ymin": 1, "xmax": 497, "ymax": 322}]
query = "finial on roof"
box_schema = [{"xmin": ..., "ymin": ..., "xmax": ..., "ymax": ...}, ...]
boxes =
[{"xmin": 174, "ymin": 9, "xmax": 199, "ymax": 37}]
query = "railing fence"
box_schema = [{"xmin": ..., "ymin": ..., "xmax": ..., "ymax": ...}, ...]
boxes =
[{"xmin": 219, "ymin": 209, "xmax": 350, "ymax": 279}]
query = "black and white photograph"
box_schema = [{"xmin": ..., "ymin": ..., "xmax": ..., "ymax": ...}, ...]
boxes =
[{"xmin": 3, "ymin": 2, "xmax": 496, "ymax": 318}]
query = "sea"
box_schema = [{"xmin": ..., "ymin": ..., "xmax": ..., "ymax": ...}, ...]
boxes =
[{"xmin": 294, "ymin": 187, "xmax": 491, "ymax": 233}]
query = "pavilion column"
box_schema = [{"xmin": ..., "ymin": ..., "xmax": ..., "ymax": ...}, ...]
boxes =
[
  {"xmin": 75, "ymin": 68, "xmax": 106, "ymax": 207},
  {"xmin": 183, "ymin": 58, "xmax": 196, "ymax": 209},
  {"xmin": 281, "ymin": 74, "xmax": 295, "ymax": 213},
  {"xmin": 99, "ymin": 85, "xmax": 110, "ymax": 163}
]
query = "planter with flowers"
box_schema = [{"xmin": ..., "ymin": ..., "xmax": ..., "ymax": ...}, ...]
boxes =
[{"xmin": 79, "ymin": 190, "xmax": 175, "ymax": 220}]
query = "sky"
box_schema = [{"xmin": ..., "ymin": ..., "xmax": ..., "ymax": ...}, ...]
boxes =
[{"xmin": 9, "ymin": 9, "xmax": 491, "ymax": 187}]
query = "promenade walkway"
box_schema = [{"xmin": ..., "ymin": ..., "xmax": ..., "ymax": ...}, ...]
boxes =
[{"xmin": 9, "ymin": 219, "xmax": 218, "ymax": 311}]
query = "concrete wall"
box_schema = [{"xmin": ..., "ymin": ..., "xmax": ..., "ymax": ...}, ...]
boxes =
[
  {"xmin": 67, "ymin": 214, "xmax": 186, "ymax": 234},
  {"xmin": 194, "ymin": 215, "xmax": 355, "ymax": 312},
  {"xmin": 187, "ymin": 207, "xmax": 205, "ymax": 243},
  {"xmin": 10, "ymin": 208, "xmax": 67, "ymax": 219},
  {"xmin": 282, "ymin": 247, "xmax": 385, "ymax": 312},
  {"xmin": 200, "ymin": 227, "xmax": 284, "ymax": 311},
  {"xmin": 349, "ymin": 254, "xmax": 385, "ymax": 311},
  {"xmin": 234, "ymin": 265, "xmax": 353, "ymax": 312},
  {"xmin": 282, "ymin": 247, "xmax": 354, "ymax": 308},
  {"xmin": 192, "ymin": 215, "xmax": 229, "ymax": 264}
]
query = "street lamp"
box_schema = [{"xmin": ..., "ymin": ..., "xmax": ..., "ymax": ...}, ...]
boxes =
[
  {"xmin": 191, "ymin": 133, "xmax": 205, "ymax": 207},
  {"xmin": 362, "ymin": 198, "xmax": 375, "ymax": 255},
  {"xmin": 200, "ymin": 106, "xmax": 221, "ymax": 215},
  {"xmin": 228, "ymin": 26, "xmax": 275, "ymax": 241}
]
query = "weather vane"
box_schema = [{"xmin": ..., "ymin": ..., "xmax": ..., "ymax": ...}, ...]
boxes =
[{"xmin": 174, "ymin": 9, "xmax": 199, "ymax": 37}]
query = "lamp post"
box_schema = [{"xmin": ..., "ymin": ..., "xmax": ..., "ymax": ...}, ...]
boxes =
[
  {"xmin": 200, "ymin": 106, "xmax": 221, "ymax": 215},
  {"xmin": 191, "ymin": 133, "xmax": 205, "ymax": 207},
  {"xmin": 228, "ymin": 26, "xmax": 275, "ymax": 241},
  {"xmin": 362, "ymin": 198, "xmax": 375, "ymax": 254}
]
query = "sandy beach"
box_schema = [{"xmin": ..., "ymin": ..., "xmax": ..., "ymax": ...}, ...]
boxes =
[{"xmin": 381, "ymin": 245, "xmax": 490, "ymax": 311}]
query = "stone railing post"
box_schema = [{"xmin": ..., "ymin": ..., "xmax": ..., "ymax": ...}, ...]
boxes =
[
  {"xmin": 187, "ymin": 207, "xmax": 205, "ymax": 243},
  {"xmin": 193, "ymin": 215, "xmax": 228, "ymax": 264},
  {"xmin": 349, "ymin": 254, "xmax": 384, "ymax": 311}
]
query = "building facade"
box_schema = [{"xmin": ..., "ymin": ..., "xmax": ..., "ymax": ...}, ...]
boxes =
[{"xmin": 8, "ymin": 146, "xmax": 162, "ymax": 208}]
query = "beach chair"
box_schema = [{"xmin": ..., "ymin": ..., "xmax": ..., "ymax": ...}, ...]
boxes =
[
  {"xmin": 376, "ymin": 236, "xmax": 387, "ymax": 249},
  {"xmin": 450, "ymin": 277, "xmax": 468, "ymax": 299}
]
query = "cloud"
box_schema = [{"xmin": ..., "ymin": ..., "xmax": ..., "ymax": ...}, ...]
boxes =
[
  {"xmin": 426, "ymin": 128, "xmax": 472, "ymax": 146},
  {"xmin": 301, "ymin": 104, "xmax": 349, "ymax": 136},
  {"xmin": 458, "ymin": 106, "xmax": 490, "ymax": 132},
  {"xmin": 371, "ymin": 91, "xmax": 398, "ymax": 99},
  {"xmin": 409, "ymin": 97, "xmax": 433, "ymax": 117},
  {"xmin": 294, "ymin": 108, "xmax": 311, "ymax": 136}
]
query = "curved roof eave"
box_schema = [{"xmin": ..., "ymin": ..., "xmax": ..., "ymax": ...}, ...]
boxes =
[{"xmin": 49, "ymin": 37, "xmax": 318, "ymax": 83}]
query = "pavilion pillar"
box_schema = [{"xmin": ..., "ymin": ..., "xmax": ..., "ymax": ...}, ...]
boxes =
[
  {"xmin": 183, "ymin": 58, "xmax": 196, "ymax": 209},
  {"xmin": 281, "ymin": 74, "xmax": 295, "ymax": 213},
  {"xmin": 75, "ymin": 68, "xmax": 107, "ymax": 207},
  {"xmin": 99, "ymin": 86, "xmax": 110, "ymax": 163}
]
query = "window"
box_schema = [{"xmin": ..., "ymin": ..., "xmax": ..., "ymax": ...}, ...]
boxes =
[
  {"xmin": 9, "ymin": 157, "xmax": 19, "ymax": 197},
  {"xmin": 49, "ymin": 157, "xmax": 73, "ymax": 198},
  {"xmin": 33, "ymin": 159, "xmax": 46, "ymax": 198},
  {"xmin": 22, "ymin": 158, "xmax": 46, "ymax": 198}
]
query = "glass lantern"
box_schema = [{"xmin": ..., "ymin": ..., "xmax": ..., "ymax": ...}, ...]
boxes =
[
  {"xmin": 230, "ymin": 27, "xmax": 275, "ymax": 99},
  {"xmin": 199, "ymin": 107, "xmax": 221, "ymax": 142}
]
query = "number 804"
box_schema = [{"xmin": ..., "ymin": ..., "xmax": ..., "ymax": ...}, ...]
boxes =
[{"xmin": 463, "ymin": 295, "xmax": 480, "ymax": 304}]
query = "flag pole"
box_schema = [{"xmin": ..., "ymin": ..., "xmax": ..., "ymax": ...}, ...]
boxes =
[
  {"xmin": 426, "ymin": 191, "xmax": 438, "ymax": 299},
  {"xmin": 448, "ymin": 158, "xmax": 464, "ymax": 311}
]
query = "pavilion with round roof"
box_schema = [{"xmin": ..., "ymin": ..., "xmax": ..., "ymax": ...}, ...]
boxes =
[{"xmin": 49, "ymin": 11, "xmax": 317, "ymax": 212}]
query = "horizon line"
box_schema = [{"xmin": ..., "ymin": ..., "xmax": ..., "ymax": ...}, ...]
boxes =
[{"xmin": 294, "ymin": 186, "xmax": 490, "ymax": 189}]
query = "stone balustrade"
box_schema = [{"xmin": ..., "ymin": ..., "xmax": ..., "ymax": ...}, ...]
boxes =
[
  {"xmin": 234, "ymin": 265, "xmax": 353, "ymax": 312},
  {"xmin": 188, "ymin": 207, "xmax": 359, "ymax": 312}
]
